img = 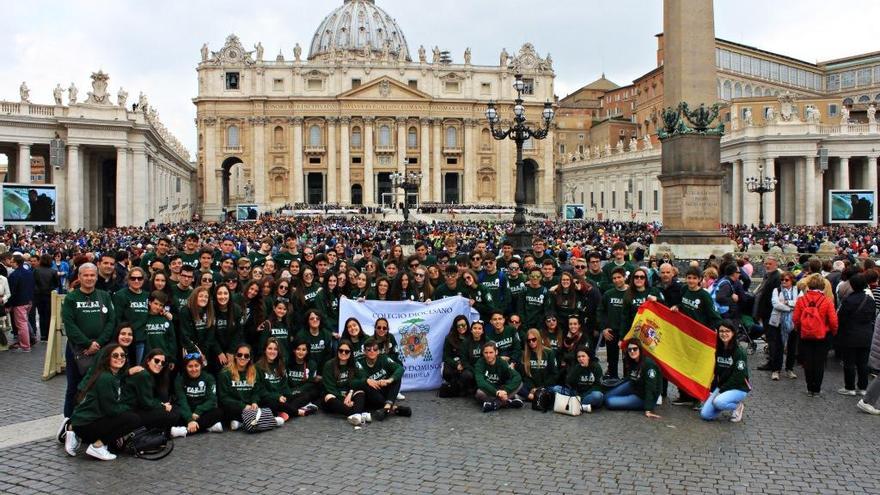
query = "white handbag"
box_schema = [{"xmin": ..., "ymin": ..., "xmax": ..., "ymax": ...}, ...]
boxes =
[{"xmin": 553, "ymin": 393, "xmax": 582, "ymax": 416}]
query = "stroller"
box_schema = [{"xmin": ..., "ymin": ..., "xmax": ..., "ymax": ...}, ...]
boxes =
[{"xmin": 738, "ymin": 314, "xmax": 764, "ymax": 355}]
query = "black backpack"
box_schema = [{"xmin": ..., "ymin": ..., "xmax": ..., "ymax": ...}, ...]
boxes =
[{"xmin": 115, "ymin": 427, "xmax": 174, "ymax": 460}]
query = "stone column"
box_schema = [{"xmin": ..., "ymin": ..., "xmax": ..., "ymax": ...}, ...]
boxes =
[
  {"xmin": 731, "ymin": 160, "xmax": 742, "ymax": 224},
  {"xmin": 252, "ymin": 117, "xmax": 267, "ymax": 206},
  {"xmin": 763, "ymin": 157, "xmax": 776, "ymax": 225},
  {"xmin": 326, "ymin": 117, "xmax": 338, "ymax": 203},
  {"xmin": 88, "ymin": 154, "xmax": 100, "ymax": 228},
  {"xmin": 419, "ymin": 118, "xmax": 431, "ymax": 199},
  {"xmin": 432, "ymin": 121, "xmax": 442, "ymax": 202},
  {"xmin": 291, "ymin": 117, "xmax": 304, "ymax": 203},
  {"xmin": 837, "ymin": 156, "xmax": 850, "ymax": 189},
  {"xmin": 804, "ymin": 156, "xmax": 818, "ymax": 226},
  {"xmin": 131, "ymin": 148, "xmax": 148, "ymax": 226},
  {"xmin": 203, "ymin": 118, "xmax": 219, "ymax": 214},
  {"xmin": 339, "ymin": 117, "xmax": 351, "ymax": 204},
  {"xmin": 17, "ymin": 143, "xmax": 31, "ymax": 183},
  {"xmin": 498, "ymin": 133, "xmax": 512, "ymax": 205},
  {"xmin": 115, "ymin": 147, "xmax": 129, "ymax": 226},
  {"xmin": 794, "ymin": 157, "xmax": 805, "ymax": 225},
  {"xmin": 741, "ymin": 158, "xmax": 759, "ymax": 225},
  {"xmin": 542, "ymin": 134, "xmax": 555, "ymax": 208},
  {"xmin": 462, "ymin": 119, "xmax": 476, "ymax": 203},
  {"xmin": 396, "ymin": 117, "xmax": 407, "ymax": 176},
  {"xmin": 865, "ymin": 155, "xmax": 878, "ymax": 193},
  {"xmin": 66, "ymin": 145, "xmax": 82, "ymax": 230},
  {"xmin": 780, "ymin": 159, "xmax": 795, "ymax": 224},
  {"xmin": 364, "ymin": 117, "xmax": 375, "ymax": 206}
]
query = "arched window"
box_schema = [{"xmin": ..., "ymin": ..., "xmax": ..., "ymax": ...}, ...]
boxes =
[
  {"xmin": 722, "ymin": 80, "xmax": 732, "ymax": 100},
  {"xmin": 309, "ymin": 125, "xmax": 322, "ymax": 147},
  {"xmin": 351, "ymin": 127, "xmax": 362, "ymax": 148},
  {"xmin": 859, "ymin": 95, "xmax": 871, "ymax": 103},
  {"xmin": 744, "ymin": 84, "xmax": 753, "ymax": 97},
  {"xmin": 379, "ymin": 125, "xmax": 391, "ymax": 147},
  {"xmin": 273, "ymin": 126, "xmax": 283, "ymax": 147},
  {"xmin": 273, "ymin": 176, "xmax": 284, "ymax": 195},
  {"xmin": 446, "ymin": 126, "xmax": 458, "ymax": 148},
  {"xmin": 479, "ymin": 176, "xmax": 492, "ymax": 197},
  {"xmin": 407, "ymin": 127, "xmax": 418, "ymax": 148},
  {"xmin": 755, "ymin": 87, "xmax": 764, "ymax": 97},
  {"xmin": 843, "ymin": 97, "xmax": 854, "ymax": 106},
  {"xmin": 480, "ymin": 128, "xmax": 491, "ymax": 150},
  {"xmin": 227, "ymin": 125, "xmax": 240, "ymax": 147},
  {"xmin": 734, "ymin": 82, "xmax": 742, "ymax": 98}
]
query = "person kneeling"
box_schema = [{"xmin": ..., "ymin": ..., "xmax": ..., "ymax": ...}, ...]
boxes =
[
  {"xmin": 174, "ymin": 353, "xmax": 224, "ymax": 436},
  {"xmin": 700, "ymin": 320, "xmax": 750, "ymax": 423},
  {"xmin": 605, "ymin": 339, "xmax": 662, "ymax": 419},
  {"xmin": 474, "ymin": 341, "xmax": 524, "ymax": 412},
  {"xmin": 359, "ymin": 337, "xmax": 411, "ymax": 420},
  {"xmin": 551, "ymin": 346, "xmax": 604, "ymax": 413}
]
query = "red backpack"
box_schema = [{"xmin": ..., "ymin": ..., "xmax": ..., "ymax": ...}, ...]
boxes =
[{"xmin": 798, "ymin": 298, "xmax": 826, "ymax": 340}]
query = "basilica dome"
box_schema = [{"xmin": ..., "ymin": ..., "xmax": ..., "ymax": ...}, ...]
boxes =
[{"xmin": 308, "ymin": 0, "xmax": 410, "ymax": 61}]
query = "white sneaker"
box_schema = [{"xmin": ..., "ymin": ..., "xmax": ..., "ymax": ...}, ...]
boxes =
[
  {"xmin": 85, "ymin": 443, "xmax": 116, "ymax": 461},
  {"xmin": 230, "ymin": 420, "xmax": 241, "ymax": 431},
  {"xmin": 208, "ymin": 422, "xmax": 223, "ymax": 433},
  {"xmin": 275, "ymin": 416, "xmax": 285, "ymax": 426},
  {"xmin": 581, "ymin": 404, "xmax": 592, "ymax": 413},
  {"xmin": 396, "ymin": 392, "xmax": 406, "ymax": 400},
  {"xmin": 730, "ymin": 402, "xmax": 745, "ymax": 423},
  {"xmin": 771, "ymin": 371, "xmax": 780, "ymax": 381},
  {"xmin": 857, "ymin": 399, "xmax": 880, "ymax": 415},
  {"xmin": 786, "ymin": 370, "xmax": 798, "ymax": 379},
  {"xmin": 347, "ymin": 414, "xmax": 363, "ymax": 426},
  {"xmin": 361, "ymin": 412, "xmax": 372, "ymax": 424},
  {"xmin": 170, "ymin": 426, "xmax": 188, "ymax": 438},
  {"xmin": 837, "ymin": 388, "xmax": 857, "ymax": 396},
  {"xmin": 857, "ymin": 389, "xmax": 867, "ymax": 396},
  {"xmin": 64, "ymin": 430, "xmax": 80, "ymax": 456}
]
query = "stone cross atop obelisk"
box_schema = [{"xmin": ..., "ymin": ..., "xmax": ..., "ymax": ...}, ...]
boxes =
[{"xmin": 654, "ymin": 0, "xmax": 733, "ymax": 257}]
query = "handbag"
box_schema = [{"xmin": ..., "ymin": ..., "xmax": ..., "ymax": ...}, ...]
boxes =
[
  {"xmin": 553, "ymin": 393, "xmax": 582, "ymax": 416},
  {"xmin": 240, "ymin": 407, "xmax": 278, "ymax": 433},
  {"xmin": 71, "ymin": 344, "xmax": 97, "ymax": 375},
  {"xmin": 531, "ymin": 388, "xmax": 554, "ymax": 412},
  {"xmin": 115, "ymin": 427, "xmax": 174, "ymax": 460}
]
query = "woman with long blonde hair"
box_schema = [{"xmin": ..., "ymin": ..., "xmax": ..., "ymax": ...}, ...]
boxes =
[
  {"xmin": 518, "ymin": 328, "xmax": 558, "ymax": 402},
  {"xmin": 217, "ymin": 343, "xmax": 263, "ymax": 430}
]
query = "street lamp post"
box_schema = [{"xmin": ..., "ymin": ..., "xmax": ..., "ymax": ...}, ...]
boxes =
[
  {"xmin": 390, "ymin": 169, "xmax": 423, "ymax": 245},
  {"xmin": 745, "ymin": 164, "xmax": 778, "ymax": 228},
  {"xmin": 486, "ymin": 73, "xmax": 555, "ymax": 253}
]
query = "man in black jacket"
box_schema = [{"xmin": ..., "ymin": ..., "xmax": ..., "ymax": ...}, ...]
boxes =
[
  {"xmin": 32, "ymin": 254, "xmax": 59, "ymax": 341},
  {"xmin": 754, "ymin": 256, "xmax": 781, "ymax": 370}
]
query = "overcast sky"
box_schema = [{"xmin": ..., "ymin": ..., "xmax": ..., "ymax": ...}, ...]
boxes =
[{"xmin": 4, "ymin": 0, "xmax": 880, "ymax": 157}]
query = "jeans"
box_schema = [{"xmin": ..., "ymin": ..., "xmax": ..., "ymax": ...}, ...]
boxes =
[
  {"xmin": 604, "ymin": 381, "xmax": 645, "ymax": 410},
  {"xmin": 550, "ymin": 385, "xmax": 605, "ymax": 409},
  {"xmin": 134, "ymin": 342, "xmax": 146, "ymax": 366},
  {"xmin": 364, "ymin": 380, "xmax": 402, "ymax": 409},
  {"xmin": 63, "ymin": 344, "xmax": 84, "ymax": 418},
  {"xmin": 842, "ymin": 347, "xmax": 870, "ymax": 391},
  {"xmin": 700, "ymin": 388, "xmax": 748, "ymax": 420}
]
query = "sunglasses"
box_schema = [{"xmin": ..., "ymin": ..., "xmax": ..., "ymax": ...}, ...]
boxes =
[
  {"xmin": 279, "ymin": 285, "xmax": 289, "ymax": 290},
  {"xmin": 627, "ymin": 347, "xmax": 640, "ymax": 353},
  {"xmin": 510, "ymin": 320, "xmax": 521, "ymax": 325},
  {"xmin": 415, "ymin": 273, "xmax": 425, "ymax": 277},
  {"xmin": 129, "ymin": 276, "xmax": 144, "ymax": 281},
  {"xmin": 410, "ymin": 264, "xmax": 419, "ymax": 268},
  {"xmin": 238, "ymin": 266, "xmax": 251, "ymax": 270},
  {"xmin": 236, "ymin": 353, "xmax": 251, "ymax": 359},
  {"xmin": 184, "ymin": 352, "xmax": 202, "ymax": 361},
  {"xmin": 574, "ymin": 265, "xmax": 587, "ymax": 269},
  {"xmin": 110, "ymin": 352, "xmax": 127, "ymax": 359},
  {"xmin": 456, "ymin": 323, "xmax": 468, "ymax": 327},
  {"xmin": 364, "ymin": 346, "xmax": 379, "ymax": 352},
  {"xmin": 308, "ymin": 315, "xmax": 320, "ymax": 320},
  {"xmin": 338, "ymin": 349, "xmax": 351, "ymax": 355},
  {"xmin": 509, "ymin": 266, "xmax": 521, "ymax": 271},
  {"xmin": 527, "ymin": 337, "xmax": 538, "ymax": 343},
  {"xmin": 151, "ymin": 358, "xmax": 166, "ymax": 366},
  {"xmin": 633, "ymin": 275, "xmax": 646, "ymax": 280},
  {"xmin": 375, "ymin": 325, "xmax": 388, "ymax": 330}
]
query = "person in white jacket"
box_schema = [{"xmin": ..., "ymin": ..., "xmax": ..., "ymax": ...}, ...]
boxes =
[{"xmin": 767, "ymin": 271, "xmax": 799, "ymax": 381}]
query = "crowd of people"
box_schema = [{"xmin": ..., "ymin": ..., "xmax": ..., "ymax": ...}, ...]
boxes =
[{"xmin": 0, "ymin": 215, "xmax": 877, "ymax": 462}]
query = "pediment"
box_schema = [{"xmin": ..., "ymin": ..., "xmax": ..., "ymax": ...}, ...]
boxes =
[{"xmin": 337, "ymin": 76, "xmax": 432, "ymax": 101}]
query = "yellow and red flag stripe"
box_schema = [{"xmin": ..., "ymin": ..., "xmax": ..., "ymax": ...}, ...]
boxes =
[{"xmin": 622, "ymin": 300, "xmax": 716, "ymax": 401}]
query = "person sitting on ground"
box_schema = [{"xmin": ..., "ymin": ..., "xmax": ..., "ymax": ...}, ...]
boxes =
[
  {"xmin": 127, "ymin": 349, "xmax": 182, "ymax": 437},
  {"xmin": 474, "ymin": 341, "xmax": 524, "ymax": 412},
  {"xmin": 551, "ymin": 345, "xmax": 605, "ymax": 413},
  {"xmin": 358, "ymin": 337, "xmax": 410, "ymax": 421},
  {"xmin": 285, "ymin": 339, "xmax": 320, "ymax": 417},
  {"xmin": 517, "ymin": 328, "xmax": 559, "ymax": 402},
  {"xmin": 217, "ymin": 344, "xmax": 264, "ymax": 431},
  {"xmin": 322, "ymin": 340, "xmax": 370, "ymax": 426},
  {"xmin": 174, "ymin": 352, "xmax": 224, "ymax": 436},
  {"xmin": 605, "ymin": 339, "xmax": 662, "ymax": 419},
  {"xmin": 700, "ymin": 320, "xmax": 750, "ymax": 423}
]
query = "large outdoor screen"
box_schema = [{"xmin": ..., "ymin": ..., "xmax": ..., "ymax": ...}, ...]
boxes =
[
  {"xmin": 236, "ymin": 204, "xmax": 259, "ymax": 222},
  {"xmin": 829, "ymin": 189, "xmax": 876, "ymax": 224},
  {"xmin": 2, "ymin": 183, "xmax": 57, "ymax": 225},
  {"xmin": 563, "ymin": 203, "xmax": 585, "ymax": 220}
]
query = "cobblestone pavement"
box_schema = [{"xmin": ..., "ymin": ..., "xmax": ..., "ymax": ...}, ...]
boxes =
[
  {"xmin": 0, "ymin": 349, "xmax": 875, "ymax": 495},
  {"xmin": 0, "ymin": 346, "xmax": 65, "ymax": 427}
]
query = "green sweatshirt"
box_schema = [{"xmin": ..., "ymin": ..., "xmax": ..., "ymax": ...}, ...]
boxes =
[
  {"xmin": 112, "ymin": 288, "xmax": 149, "ymax": 342},
  {"xmin": 602, "ymin": 259, "xmax": 637, "ymax": 281},
  {"xmin": 357, "ymin": 354, "xmax": 404, "ymax": 383},
  {"xmin": 179, "ymin": 251, "xmax": 200, "ymax": 270},
  {"xmin": 490, "ymin": 324, "xmax": 521, "ymax": 363},
  {"xmin": 61, "ymin": 288, "xmax": 116, "ymax": 348},
  {"xmin": 507, "ymin": 274, "xmax": 527, "ymax": 304},
  {"xmin": 321, "ymin": 360, "xmax": 365, "ymax": 399},
  {"xmin": 443, "ymin": 334, "xmax": 467, "ymax": 369},
  {"xmin": 70, "ymin": 370, "xmax": 129, "ymax": 426},
  {"xmin": 248, "ymin": 251, "xmax": 269, "ymax": 267},
  {"xmin": 679, "ymin": 288, "xmax": 722, "ymax": 329},
  {"xmin": 300, "ymin": 283, "xmax": 322, "ymax": 310},
  {"xmin": 177, "ymin": 309, "xmax": 208, "ymax": 355},
  {"xmin": 287, "ymin": 360, "xmax": 318, "ymax": 397},
  {"xmin": 714, "ymin": 345, "xmax": 750, "ymax": 392},
  {"xmin": 213, "ymin": 305, "xmax": 242, "ymax": 355},
  {"xmin": 296, "ymin": 328, "xmax": 333, "ymax": 372},
  {"xmin": 517, "ymin": 285, "xmax": 551, "ymax": 331},
  {"xmin": 626, "ymin": 357, "xmax": 662, "ymax": 412},
  {"xmin": 461, "ymin": 284, "xmax": 494, "ymax": 321},
  {"xmin": 565, "ymin": 361, "xmax": 604, "ymax": 395},
  {"xmin": 314, "ymin": 290, "xmax": 340, "ymax": 334},
  {"xmin": 598, "ymin": 286, "xmax": 628, "ymax": 336},
  {"xmin": 434, "ymin": 280, "xmax": 464, "ymax": 300},
  {"xmin": 474, "ymin": 358, "xmax": 522, "ymax": 396},
  {"xmin": 623, "ymin": 287, "xmax": 665, "ymax": 331},
  {"xmin": 175, "ymin": 372, "xmax": 218, "ymax": 421},
  {"xmin": 123, "ymin": 370, "xmax": 164, "ymax": 411},
  {"xmin": 144, "ymin": 313, "xmax": 178, "ymax": 359},
  {"xmin": 258, "ymin": 319, "xmax": 291, "ymax": 361},
  {"xmin": 140, "ymin": 251, "xmax": 170, "ymax": 271},
  {"xmin": 585, "ymin": 270, "xmax": 609, "ymax": 294},
  {"xmin": 462, "ymin": 337, "xmax": 487, "ymax": 372},
  {"xmin": 258, "ymin": 364, "xmax": 292, "ymax": 403},
  {"xmin": 375, "ymin": 334, "xmax": 402, "ymax": 365},
  {"xmin": 480, "ymin": 270, "xmax": 509, "ymax": 313},
  {"xmin": 273, "ymin": 251, "xmax": 298, "ymax": 270},
  {"xmin": 171, "ymin": 285, "xmax": 194, "ymax": 312},
  {"xmin": 217, "ymin": 368, "xmax": 263, "ymax": 410},
  {"xmin": 520, "ymin": 348, "xmax": 558, "ymax": 391}
]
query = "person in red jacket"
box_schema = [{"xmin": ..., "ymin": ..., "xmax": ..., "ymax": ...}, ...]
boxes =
[{"xmin": 793, "ymin": 274, "xmax": 839, "ymax": 397}]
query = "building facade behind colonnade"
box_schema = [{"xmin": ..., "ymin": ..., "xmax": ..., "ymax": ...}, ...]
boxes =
[
  {"xmin": 194, "ymin": 0, "xmax": 556, "ymax": 219},
  {"xmin": 0, "ymin": 72, "xmax": 194, "ymax": 230},
  {"xmin": 559, "ymin": 34, "xmax": 880, "ymax": 226}
]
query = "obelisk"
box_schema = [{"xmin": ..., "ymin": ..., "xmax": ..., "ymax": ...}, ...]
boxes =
[{"xmin": 655, "ymin": 0, "xmax": 731, "ymax": 256}]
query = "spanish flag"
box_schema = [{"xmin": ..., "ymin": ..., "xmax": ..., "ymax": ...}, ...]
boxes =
[{"xmin": 622, "ymin": 301, "xmax": 716, "ymax": 401}]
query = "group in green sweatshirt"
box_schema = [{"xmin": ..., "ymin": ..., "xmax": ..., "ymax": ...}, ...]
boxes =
[{"xmin": 62, "ymin": 287, "xmax": 116, "ymax": 349}]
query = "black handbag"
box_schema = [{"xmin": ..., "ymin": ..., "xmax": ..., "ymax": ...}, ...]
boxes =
[
  {"xmin": 531, "ymin": 388, "xmax": 555, "ymax": 412},
  {"xmin": 116, "ymin": 427, "xmax": 174, "ymax": 460},
  {"xmin": 71, "ymin": 344, "xmax": 97, "ymax": 375}
]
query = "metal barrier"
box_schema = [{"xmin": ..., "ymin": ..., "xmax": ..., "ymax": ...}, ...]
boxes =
[{"xmin": 41, "ymin": 291, "xmax": 66, "ymax": 381}]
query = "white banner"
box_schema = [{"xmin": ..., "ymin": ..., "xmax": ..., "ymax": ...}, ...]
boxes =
[{"xmin": 338, "ymin": 296, "xmax": 478, "ymax": 391}]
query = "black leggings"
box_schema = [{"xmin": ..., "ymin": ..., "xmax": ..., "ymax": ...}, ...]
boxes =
[
  {"xmin": 72, "ymin": 411, "xmax": 142, "ymax": 445},
  {"xmin": 322, "ymin": 390, "xmax": 366, "ymax": 416},
  {"xmin": 286, "ymin": 390, "xmax": 319, "ymax": 411},
  {"xmin": 364, "ymin": 381, "xmax": 402, "ymax": 409},
  {"xmin": 605, "ymin": 332, "xmax": 620, "ymax": 378},
  {"xmin": 442, "ymin": 366, "xmax": 475, "ymax": 394},
  {"xmin": 177, "ymin": 407, "xmax": 224, "ymax": 431},
  {"xmin": 136, "ymin": 407, "xmax": 180, "ymax": 431},
  {"xmin": 259, "ymin": 398, "xmax": 299, "ymax": 417},
  {"xmin": 800, "ymin": 338, "xmax": 829, "ymax": 393}
]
